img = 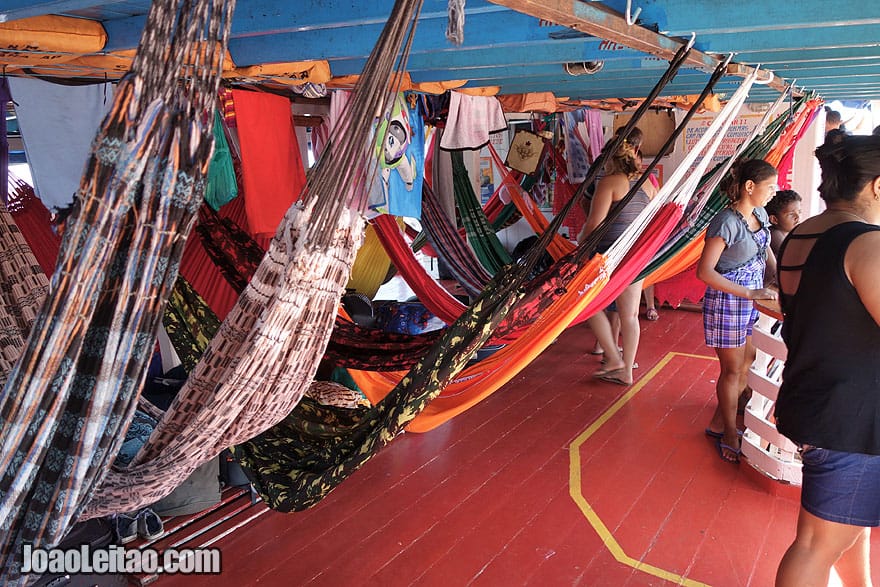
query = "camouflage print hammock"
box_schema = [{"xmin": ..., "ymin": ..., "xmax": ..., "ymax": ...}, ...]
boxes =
[{"xmin": 229, "ymin": 43, "xmax": 699, "ymax": 512}]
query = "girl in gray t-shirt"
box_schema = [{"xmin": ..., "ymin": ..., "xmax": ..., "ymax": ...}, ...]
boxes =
[{"xmin": 696, "ymin": 159, "xmax": 778, "ymax": 464}]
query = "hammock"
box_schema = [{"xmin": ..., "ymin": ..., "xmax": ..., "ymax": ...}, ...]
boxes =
[
  {"xmin": 640, "ymin": 92, "xmax": 819, "ymax": 285},
  {"xmin": 84, "ymin": 0, "xmax": 428, "ymax": 517},
  {"xmin": 346, "ymin": 222, "xmax": 394, "ymax": 299},
  {"xmin": 373, "ymin": 213, "xmax": 467, "ymax": 324},
  {"xmin": 420, "ymin": 181, "xmax": 492, "ymax": 298},
  {"xmin": 0, "ymin": 204, "xmax": 48, "ymax": 388},
  {"xmin": 452, "ymin": 151, "xmax": 512, "ymax": 274},
  {"xmin": 9, "ymin": 183, "xmax": 226, "ymax": 379},
  {"xmin": 410, "ymin": 161, "xmax": 518, "ymax": 255},
  {"xmin": 4, "ymin": 175, "xmax": 58, "ymax": 276},
  {"xmin": 351, "ymin": 61, "xmax": 757, "ymax": 433},
  {"xmin": 229, "ymin": 42, "xmax": 701, "ymax": 510},
  {"xmin": 196, "ymin": 201, "xmax": 447, "ymax": 371},
  {"xmin": 0, "ymin": 0, "xmax": 235, "ymax": 579},
  {"xmin": 485, "ymin": 143, "xmax": 576, "ymax": 260},
  {"xmin": 191, "ymin": 197, "xmax": 443, "ymax": 374}
]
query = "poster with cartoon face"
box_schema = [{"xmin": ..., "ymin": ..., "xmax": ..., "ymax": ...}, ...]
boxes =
[{"xmin": 368, "ymin": 92, "xmax": 424, "ymax": 219}]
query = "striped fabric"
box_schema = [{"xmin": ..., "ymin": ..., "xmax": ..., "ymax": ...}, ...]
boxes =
[
  {"xmin": 0, "ymin": 204, "xmax": 49, "ymax": 388},
  {"xmin": 0, "ymin": 0, "xmax": 234, "ymax": 581}
]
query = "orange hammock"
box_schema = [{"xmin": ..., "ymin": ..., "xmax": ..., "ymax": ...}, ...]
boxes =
[
  {"xmin": 353, "ymin": 202, "xmax": 682, "ymax": 432},
  {"xmin": 764, "ymin": 98, "xmax": 822, "ymax": 167},
  {"xmin": 644, "ymin": 229, "xmax": 707, "ymax": 287},
  {"xmin": 487, "ymin": 143, "xmax": 576, "ymax": 260}
]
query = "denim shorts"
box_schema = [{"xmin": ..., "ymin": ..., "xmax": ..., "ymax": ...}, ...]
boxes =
[{"xmin": 800, "ymin": 447, "xmax": 880, "ymax": 526}]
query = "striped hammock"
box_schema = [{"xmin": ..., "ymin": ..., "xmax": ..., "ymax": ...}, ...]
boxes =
[{"xmin": 0, "ymin": 0, "xmax": 235, "ymax": 579}]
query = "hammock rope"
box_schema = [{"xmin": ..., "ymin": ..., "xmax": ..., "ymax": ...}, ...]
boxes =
[
  {"xmin": 84, "ymin": 0, "xmax": 429, "ymax": 517},
  {"xmin": 229, "ymin": 41, "xmax": 699, "ymax": 510},
  {"xmin": 350, "ymin": 63, "xmax": 757, "ymax": 434}
]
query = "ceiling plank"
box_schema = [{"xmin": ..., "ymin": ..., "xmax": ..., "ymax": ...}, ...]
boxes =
[
  {"xmin": 487, "ymin": 0, "xmax": 791, "ymax": 95},
  {"xmin": 598, "ymin": 0, "xmax": 880, "ymax": 36},
  {"xmin": 0, "ymin": 0, "xmax": 136, "ymax": 22}
]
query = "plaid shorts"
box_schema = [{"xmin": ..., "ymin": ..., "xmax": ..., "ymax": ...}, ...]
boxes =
[{"xmin": 702, "ymin": 257, "xmax": 764, "ymax": 348}]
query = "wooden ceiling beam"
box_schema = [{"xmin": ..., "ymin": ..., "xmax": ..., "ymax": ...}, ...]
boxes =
[{"xmin": 488, "ymin": 0, "xmax": 794, "ymax": 95}]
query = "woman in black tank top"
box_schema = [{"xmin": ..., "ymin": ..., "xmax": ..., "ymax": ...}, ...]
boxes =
[{"xmin": 775, "ymin": 135, "xmax": 880, "ymax": 585}]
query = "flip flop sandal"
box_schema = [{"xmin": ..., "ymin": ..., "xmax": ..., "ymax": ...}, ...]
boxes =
[
  {"xmin": 716, "ymin": 439, "xmax": 742, "ymax": 463},
  {"xmin": 704, "ymin": 428, "xmax": 743, "ymax": 440}
]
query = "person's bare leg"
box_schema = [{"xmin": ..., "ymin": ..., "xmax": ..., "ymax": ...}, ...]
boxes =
[
  {"xmin": 834, "ymin": 527, "xmax": 872, "ymax": 587},
  {"xmin": 644, "ymin": 284, "xmax": 659, "ymax": 320},
  {"xmin": 609, "ymin": 281, "xmax": 643, "ymax": 384},
  {"xmin": 610, "ymin": 311, "xmax": 621, "ymax": 350},
  {"xmin": 737, "ymin": 335, "xmax": 757, "ymax": 412},
  {"xmin": 588, "ymin": 311, "xmax": 624, "ymax": 374},
  {"xmin": 708, "ymin": 345, "xmax": 746, "ymax": 460},
  {"xmin": 777, "ymin": 508, "xmax": 870, "ymax": 586}
]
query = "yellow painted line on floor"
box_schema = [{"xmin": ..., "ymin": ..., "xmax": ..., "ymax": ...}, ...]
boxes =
[{"xmin": 569, "ymin": 351, "xmax": 717, "ymax": 586}]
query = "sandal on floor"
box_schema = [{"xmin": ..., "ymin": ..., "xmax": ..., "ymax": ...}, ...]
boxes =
[
  {"xmin": 716, "ymin": 439, "xmax": 742, "ymax": 464},
  {"xmin": 594, "ymin": 368, "xmax": 632, "ymax": 386},
  {"xmin": 645, "ymin": 308, "xmax": 659, "ymax": 321},
  {"xmin": 704, "ymin": 428, "xmax": 743, "ymax": 440},
  {"xmin": 601, "ymin": 358, "xmax": 638, "ymax": 369}
]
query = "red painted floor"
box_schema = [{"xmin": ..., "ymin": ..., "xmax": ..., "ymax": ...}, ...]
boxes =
[{"xmin": 158, "ymin": 308, "xmax": 880, "ymax": 586}]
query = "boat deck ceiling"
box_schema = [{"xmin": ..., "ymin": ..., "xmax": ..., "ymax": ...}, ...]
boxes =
[{"xmin": 1, "ymin": 0, "xmax": 877, "ymax": 103}]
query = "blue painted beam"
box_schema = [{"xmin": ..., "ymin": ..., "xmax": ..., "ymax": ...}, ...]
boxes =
[
  {"xmin": 0, "ymin": 0, "xmax": 128, "ymax": 22},
  {"xmin": 485, "ymin": 77, "xmax": 762, "ymax": 96},
  {"xmin": 598, "ymin": 0, "xmax": 880, "ymax": 37},
  {"xmin": 740, "ymin": 47, "xmax": 880, "ymax": 67},
  {"xmin": 766, "ymin": 65, "xmax": 880, "ymax": 80},
  {"xmin": 109, "ymin": 10, "xmax": 569, "ymax": 58},
  {"xmin": 326, "ymin": 39, "xmax": 654, "ymax": 77},
  {"xmin": 488, "ymin": 73, "xmax": 792, "ymax": 93},
  {"xmin": 693, "ymin": 25, "xmax": 880, "ymax": 56},
  {"xmin": 409, "ymin": 63, "xmax": 711, "ymax": 84},
  {"xmin": 103, "ymin": 0, "xmax": 568, "ymax": 52}
]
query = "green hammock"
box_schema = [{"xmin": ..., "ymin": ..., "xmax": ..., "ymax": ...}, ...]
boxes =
[
  {"xmin": 451, "ymin": 151, "xmax": 512, "ymax": 274},
  {"xmin": 636, "ymin": 93, "xmax": 810, "ymax": 280},
  {"xmin": 228, "ymin": 40, "xmax": 699, "ymax": 513}
]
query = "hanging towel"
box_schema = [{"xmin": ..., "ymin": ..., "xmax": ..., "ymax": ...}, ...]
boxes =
[
  {"xmin": 368, "ymin": 93, "xmax": 425, "ymax": 218},
  {"xmin": 9, "ymin": 77, "xmax": 113, "ymax": 212},
  {"xmin": 231, "ymin": 89, "xmax": 306, "ymax": 236},
  {"xmin": 586, "ymin": 108, "xmax": 605, "ymax": 162},
  {"xmin": 439, "ymin": 91, "xmax": 507, "ymax": 151}
]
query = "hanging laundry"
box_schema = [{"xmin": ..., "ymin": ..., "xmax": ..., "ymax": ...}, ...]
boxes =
[
  {"xmin": 231, "ymin": 89, "xmax": 307, "ymax": 236},
  {"xmin": 439, "ymin": 91, "xmax": 507, "ymax": 151},
  {"xmin": 9, "ymin": 77, "xmax": 113, "ymax": 213},
  {"xmin": 562, "ymin": 108, "xmax": 591, "ymax": 183},
  {"xmin": 204, "ymin": 109, "xmax": 238, "ymax": 211},
  {"xmin": 586, "ymin": 108, "xmax": 605, "ymax": 162},
  {"xmin": 369, "ymin": 92, "xmax": 425, "ymax": 218}
]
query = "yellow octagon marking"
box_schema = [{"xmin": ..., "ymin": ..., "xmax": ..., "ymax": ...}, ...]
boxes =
[{"xmin": 569, "ymin": 351, "xmax": 717, "ymax": 586}]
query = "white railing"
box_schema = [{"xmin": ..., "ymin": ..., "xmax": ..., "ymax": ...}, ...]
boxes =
[{"xmin": 741, "ymin": 302, "xmax": 802, "ymax": 485}]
